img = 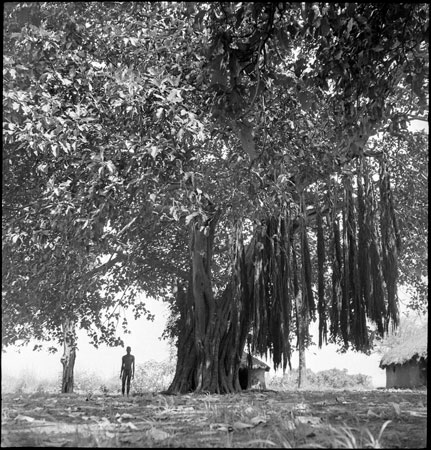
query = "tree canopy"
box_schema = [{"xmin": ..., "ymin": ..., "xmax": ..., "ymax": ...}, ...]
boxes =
[{"xmin": 2, "ymin": 2, "xmax": 428, "ymax": 393}]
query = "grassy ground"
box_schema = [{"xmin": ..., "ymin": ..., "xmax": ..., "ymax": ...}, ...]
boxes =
[{"xmin": 1, "ymin": 388, "xmax": 426, "ymax": 448}]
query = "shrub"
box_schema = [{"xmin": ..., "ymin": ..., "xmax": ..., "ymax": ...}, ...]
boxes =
[
  {"xmin": 1, "ymin": 371, "xmax": 59, "ymax": 394},
  {"xmin": 133, "ymin": 359, "xmax": 176, "ymax": 394},
  {"xmin": 2, "ymin": 359, "xmax": 177, "ymax": 396},
  {"xmin": 268, "ymin": 368, "xmax": 373, "ymax": 390},
  {"xmin": 74, "ymin": 370, "xmax": 105, "ymax": 393}
]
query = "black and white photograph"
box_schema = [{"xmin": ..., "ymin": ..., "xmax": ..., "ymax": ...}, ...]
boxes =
[{"xmin": 2, "ymin": 2, "xmax": 427, "ymax": 447}]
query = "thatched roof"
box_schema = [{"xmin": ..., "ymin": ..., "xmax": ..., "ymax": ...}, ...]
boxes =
[
  {"xmin": 240, "ymin": 352, "xmax": 270, "ymax": 371},
  {"xmin": 379, "ymin": 317, "xmax": 428, "ymax": 368}
]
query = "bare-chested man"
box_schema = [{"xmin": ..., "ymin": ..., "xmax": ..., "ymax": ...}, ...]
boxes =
[{"xmin": 120, "ymin": 346, "xmax": 135, "ymax": 397}]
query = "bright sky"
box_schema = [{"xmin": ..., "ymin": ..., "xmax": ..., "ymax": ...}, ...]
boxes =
[
  {"xmin": 2, "ymin": 294, "xmax": 392, "ymax": 387},
  {"xmin": 1, "ymin": 296, "xmax": 171, "ymax": 381},
  {"xmin": 2, "ymin": 119, "xmax": 426, "ymax": 388}
]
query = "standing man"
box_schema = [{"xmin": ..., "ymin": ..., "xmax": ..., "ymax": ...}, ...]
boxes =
[{"xmin": 120, "ymin": 346, "xmax": 135, "ymax": 397}]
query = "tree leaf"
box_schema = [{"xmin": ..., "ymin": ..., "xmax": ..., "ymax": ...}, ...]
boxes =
[
  {"xmin": 150, "ymin": 146, "xmax": 159, "ymax": 158},
  {"xmin": 185, "ymin": 212, "xmax": 200, "ymax": 225}
]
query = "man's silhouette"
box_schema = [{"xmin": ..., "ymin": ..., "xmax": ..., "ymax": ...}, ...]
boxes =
[{"xmin": 120, "ymin": 346, "xmax": 135, "ymax": 397}]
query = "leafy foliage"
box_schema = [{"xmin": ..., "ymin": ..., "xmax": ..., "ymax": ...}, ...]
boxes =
[
  {"xmin": 2, "ymin": 2, "xmax": 191, "ymax": 348},
  {"xmin": 381, "ymin": 131, "xmax": 428, "ymax": 314},
  {"xmin": 269, "ymin": 367, "xmax": 373, "ymax": 390},
  {"xmin": 133, "ymin": 360, "xmax": 176, "ymax": 394}
]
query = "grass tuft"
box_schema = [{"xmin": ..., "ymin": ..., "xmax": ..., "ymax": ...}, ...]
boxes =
[{"xmin": 328, "ymin": 420, "xmax": 392, "ymax": 448}]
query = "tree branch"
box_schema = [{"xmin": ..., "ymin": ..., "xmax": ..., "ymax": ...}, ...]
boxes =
[{"xmin": 407, "ymin": 115, "xmax": 428, "ymax": 123}]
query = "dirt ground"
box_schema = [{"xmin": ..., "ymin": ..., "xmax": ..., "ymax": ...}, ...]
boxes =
[{"xmin": 1, "ymin": 388, "xmax": 427, "ymax": 448}]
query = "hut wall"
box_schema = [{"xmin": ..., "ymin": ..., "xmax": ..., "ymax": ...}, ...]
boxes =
[
  {"xmin": 239, "ymin": 367, "xmax": 267, "ymax": 389},
  {"xmin": 385, "ymin": 359, "xmax": 427, "ymax": 388},
  {"xmin": 247, "ymin": 368, "xmax": 267, "ymax": 389}
]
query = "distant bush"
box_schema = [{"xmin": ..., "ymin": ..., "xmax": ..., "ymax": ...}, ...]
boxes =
[
  {"xmin": 3, "ymin": 360, "xmax": 371, "ymax": 394},
  {"xmin": 132, "ymin": 359, "xmax": 176, "ymax": 394},
  {"xmin": 74, "ymin": 370, "xmax": 105, "ymax": 393},
  {"xmin": 91, "ymin": 359, "xmax": 177, "ymax": 395},
  {"xmin": 75, "ymin": 359, "xmax": 177, "ymax": 395},
  {"xmin": 1, "ymin": 370, "xmax": 59, "ymax": 394},
  {"xmin": 72, "ymin": 369, "xmax": 120, "ymax": 394},
  {"xmin": 269, "ymin": 368, "xmax": 373, "ymax": 390},
  {"xmin": 2, "ymin": 358, "xmax": 177, "ymax": 395}
]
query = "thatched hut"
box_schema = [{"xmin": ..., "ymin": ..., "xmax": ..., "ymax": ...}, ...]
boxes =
[
  {"xmin": 379, "ymin": 319, "xmax": 427, "ymax": 388},
  {"xmin": 239, "ymin": 352, "xmax": 270, "ymax": 390}
]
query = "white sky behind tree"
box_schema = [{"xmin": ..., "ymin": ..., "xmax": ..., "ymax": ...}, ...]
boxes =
[
  {"xmin": 2, "ymin": 288, "xmax": 418, "ymax": 388},
  {"xmin": 2, "ymin": 120, "xmax": 427, "ymax": 388}
]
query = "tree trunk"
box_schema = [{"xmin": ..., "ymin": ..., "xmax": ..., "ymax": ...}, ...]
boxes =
[
  {"xmin": 167, "ymin": 213, "xmax": 302, "ymax": 394},
  {"xmin": 297, "ymin": 347, "xmax": 307, "ymax": 388},
  {"xmin": 60, "ymin": 318, "xmax": 76, "ymax": 393},
  {"xmin": 191, "ymin": 216, "xmax": 219, "ymax": 392},
  {"xmin": 167, "ymin": 214, "xmax": 250, "ymax": 394},
  {"xmin": 296, "ymin": 289, "xmax": 308, "ymax": 389}
]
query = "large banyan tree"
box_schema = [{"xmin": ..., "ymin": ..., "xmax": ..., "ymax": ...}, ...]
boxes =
[
  {"xmin": 3, "ymin": 2, "xmax": 428, "ymax": 394},
  {"xmin": 164, "ymin": 2, "xmax": 428, "ymax": 393}
]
